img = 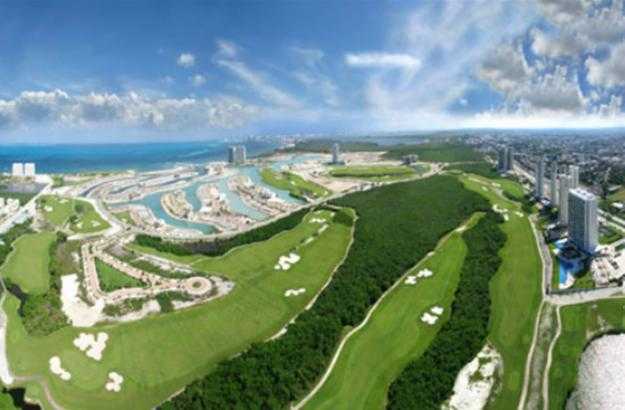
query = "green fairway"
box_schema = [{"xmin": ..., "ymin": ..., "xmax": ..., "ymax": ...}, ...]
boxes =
[
  {"xmin": 95, "ymin": 259, "xmax": 145, "ymax": 291},
  {"xmin": 382, "ymin": 143, "xmax": 483, "ymax": 163},
  {"xmin": 548, "ymin": 299, "xmax": 625, "ymax": 410},
  {"xmin": 329, "ymin": 165, "xmax": 420, "ymax": 181},
  {"xmin": 40, "ymin": 195, "xmax": 110, "ymax": 234},
  {"xmin": 459, "ymin": 174, "xmax": 542, "ymax": 409},
  {"xmin": 304, "ymin": 216, "xmax": 475, "ymax": 410},
  {"xmin": 260, "ymin": 168, "xmax": 331, "ymax": 199},
  {"xmin": 1, "ymin": 231, "xmax": 56, "ymax": 295},
  {"xmin": 4, "ymin": 209, "xmax": 353, "ymax": 410},
  {"xmin": 113, "ymin": 211, "xmax": 135, "ymax": 226}
]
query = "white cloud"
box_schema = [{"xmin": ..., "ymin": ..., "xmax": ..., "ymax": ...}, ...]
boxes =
[
  {"xmin": 216, "ymin": 59, "xmax": 300, "ymax": 109},
  {"xmin": 177, "ymin": 53, "xmax": 196, "ymax": 68},
  {"xmin": 586, "ymin": 42, "xmax": 625, "ymax": 88},
  {"xmin": 0, "ymin": 89, "xmax": 259, "ymax": 131},
  {"xmin": 190, "ymin": 74, "xmax": 207, "ymax": 87},
  {"xmin": 216, "ymin": 39, "xmax": 238, "ymax": 58},
  {"xmin": 530, "ymin": 28, "xmax": 586, "ymax": 58},
  {"xmin": 344, "ymin": 53, "xmax": 421, "ymax": 70},
  {"xmin": 290, "ymin": 46, "xmax": 325, "ymax": 68}
]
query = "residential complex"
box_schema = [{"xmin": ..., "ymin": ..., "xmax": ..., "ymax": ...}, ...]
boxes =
[
  {"xmin": 332, "ymin": 142, "xmax": 341, "ymax": 164},
  {"xmin": 535, "ymin": 157, "xmax": 545, "ymax": 198},
  {"xmin": 569, "ymin": 165, "xmax": 579, "ymax": 189},
  {"xmin": 497, "ymin": 147, "xmax": 513, "ymax": 173},
  {"xmin": 550, "ymin": 163, "xmax": 558, "ymax": 204},
  {"xmin": 558, "ymin": 173, "xmax": 570, "ymax": 226},
  {"xmin": 568, "ymin": 188, "xmax": 598, "ymax": 254}
]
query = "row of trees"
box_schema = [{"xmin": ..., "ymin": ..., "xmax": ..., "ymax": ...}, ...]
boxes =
[
  {"xmin": 162, "ymin": 175, "xmax": 490, "ymax": 409},
  {"xmin": 387, "ymin": 212, "xmax": 507, "ymax": 409},
  {"xmin": 135, "ymin": 208, "xmax": 309, "ymax": 257}
]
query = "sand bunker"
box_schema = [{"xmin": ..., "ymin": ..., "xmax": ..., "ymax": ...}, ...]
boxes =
[
  {"xmin": 275, "ymin": 253, "xmax": 301, "ymax": 271},
  {"xmin": 61, "ymin": 274, "xmax": 105, "ymax": 327},
  {"xmin": 404, "ymin": 275, "xmax": 417, "ymax": 285},
  {"xmin": 417, "ymin": 269, "xmax": 433, "ymax": 278},
  {"xmin": 503, "ymin": 214, "xmax": 509, "ymax": 221},
  {"xmin": 309, "ymin": 218, "xmax": 326, "ymax": 224},
  {"xmin": 421, "ymin": 306, "xmax": 444, "ymax": 325},
  {"xmin": 481, "ymin": 187, "xmax": 488, "ymax": 192},
  {"xmin": 568, "ymin": 334, "xmax": 625, "ymax": 409},
  {"xmin": 515, "ymin": 211, "xmax": 524, "ymax": 217},
  {"xmin": 302, "ymin": 237, "xmax": 315, "ymax": 246},
  {"xmin": 445, "ymin": 343, "xmax": 501, "ymax": 410},
  {"xmin": 284, "ymin": 288, "xmax": 306, "ymax": 297},
  {"xmin": 49, "ymin": 356, "xmax": 71, "ymax": 381},
  {"xmin": 44, "ymin": 206, "xmax": 53, "ymax": 212},
  {"xmin": 73, "ymin": 332, "xmax": 109, "ymax": 361},
  {"xmin": 421, "ymin": 313, "xmax": 439, "ymax": 325},
  {"xmin": 91, "ymin": 221, "xmax": 101, "ymax": 227},
  {"xmin": 105, "ymin": 371, "xmax": 124, "ymax": 393},
  {"xmin": 317, "ymin": 224, "xmax": 328, "ymax": 234}
]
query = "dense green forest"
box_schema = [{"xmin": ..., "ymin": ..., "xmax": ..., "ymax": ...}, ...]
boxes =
[
  {"xmin": 447, "ymin": 161, "xmax": 499, "ymax": 178},
  {"xmin": 382, "ymin": 143, "xmax": 483, "ymax": 163},
  {"xmin": 135, "ymin": 208, "xmax": 308, "ymax": 257},
  {"xmin": 387, "ymin": 212, "xmax": 506, "ymax": 409},
  {"xmin": 161, "ymin": 175, "xmax": 489, "ymax": 409}
]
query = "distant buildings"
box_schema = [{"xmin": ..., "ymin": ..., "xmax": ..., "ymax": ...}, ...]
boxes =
[
  {"xmin": 24, "ymin": 163, "xmax": 36, "ymax": 177},
  {"xmin": 332, "ymin": 143, "xmax": 341, "ymax": 164},
  {"xmin": 11, "ymin": 162, "xmax": 36, "ymax": 178},
  {"xmin": 559, "ymin": 174, "xmax": 571, "ymax": 226},
  {"xmin": 228, "ymin": 145, "xmax": 247, "ymax": 165},
  {"xmin": 568, "ymin": 188, "xmax": 598, "ymax": 254},
  {"xmin": 497, "ymin": 147, "xmax": 513, "ymax": 173},
  {"xmin": 535, "ymin": 157, "xmax": 545, "ymax": 198},
  {"xmin": 11, "ymin": 163, "xmax": 24, "ymax": 177},
  {"xmin": 569, "ymin": 165, "xmax": 580, "ymax": 189}
]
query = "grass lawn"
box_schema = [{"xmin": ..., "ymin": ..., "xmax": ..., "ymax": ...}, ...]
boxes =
[
  {"xmin": 1, "ymin": 231, "xmax": 56, "ymax": 295},
  {"xmin": 548, "ymin": 299, "xmax": 625, "ymax": 410},
  {"xmin": 329, "ymin": 165, "xmax": 419, "ymax": 181},
  {"xmin": 459, "ymin": 174, "xmax": 542, "ymax": 409},
  {"xmin": 70, "ymin": 201, "xmax": 110, "ymax": 234},
  {"xmin": 113, "ymin": 211, "xmax": 135, "ymax": 226},
  {"xmin": 95, "ymin": 259, "xmax": 145, "ymax": 291},
  {"xmin": 40, "ymin": 195, "xmax": 110, "ymax": 234},
  {"xmin": 304, "ymin": 215, "xmax": 477, "ymax": 410},
  {"xmin": 4, "ymin": 209, "xmax": 353, "ymax": 410},
  {"xmin": 260, "ymin": 168, "xmax": 331, "ymax": 199}
]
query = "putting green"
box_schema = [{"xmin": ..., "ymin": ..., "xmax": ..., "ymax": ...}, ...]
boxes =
[
  {"xmin": 4, "ymin": 209, "xmax": 353, "ymax": 410},
  {"xmin": 459, "ymin": 174, "xmax": 542, "ymax": 409},
  {"xmin": 303, "ymin": 215, "xmax": 477, "ymax": 409},
  {"xmin": 1, "ymin": 231, "xmax": 56, "ymax": 295}
]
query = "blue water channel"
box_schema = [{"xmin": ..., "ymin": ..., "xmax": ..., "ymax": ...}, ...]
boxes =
[
  {"xmin": 554, "ymin": 240, "xmax": 581, "ymax": 285},
  {"xmin": 239, "ymin": 166, "xmax": 304, "ymax": 205}
]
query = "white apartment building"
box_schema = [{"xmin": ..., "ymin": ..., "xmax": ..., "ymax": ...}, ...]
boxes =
[
  {"xmin": 24, "ymin": 163, "xmax": 36, "ymax": 177},
  {"xmin": 559, "ymin": 174, "xmax": 570, "ymax": 226},
  {"xmin": 228, "ymin": 145, "xmax": 247, "ymax": 165},
  {"xmin": 11, "ymin": 163, "xmax": 24, "ymax": 177},
  {"xmin": 332, "ymin": 142, "xmax": 341, "ymax": 164},
  {"xmin": 535, "ymin": 157, "xmax": 545, "ymax": 199},
  {"xmin": 569, "ymin": 165, "xmax": 580, "ymax": 189},
  {"xmin": 568, "ymin": 188, "xmax": 598, "ymax": 254},
  {"xmin": 550, "ymin": 163, "xmax": 558, "ymax": 205}
]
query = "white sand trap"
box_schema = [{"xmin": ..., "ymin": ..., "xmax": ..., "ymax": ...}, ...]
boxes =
[
  {"xmin": 491, "ymin": 182, "xmax": 501, "ymax": 187},
  {"xmin": 421, "ymin": 312, "xmax": 439, "ymax": 325},
  {"xmin": 91, "ymin": 221, "xmax": 101, "ymax": 227},
  {"xmin": 61, "ymin": 274, "xmax": 105, "ymax": 327},
  {"xmin": 481, "ymin": 187, "xmax": 488, "ymax": 192},
  {"xmin": 105, "ymin": 371, "xmax": 124, "ymax": 393},
  {"xmin": 44, "ymin": 206, "xmax": 53, "ymax": 212},
  {"xmin": 59, "ymin": 199, "xmax": 68, "ymax": 204},
  {"xmin": 417, "ymin": 269, "xmax": 433, "ymax": 278},
  {"xmin": 515, "ymin": 211, "xmax": 524, "ymax": 217},
  {"xmin": 284, "ymin": 288, "xmax": 306, "ymax": 297},
  {"xmin": 76, "ymin": 222, "xmax": 83, "ymax": 229},
  {"xmin": 275, "ymin": 253, "xmax": 301, "ymax": 270},
  {"xmin": 431, "ymin": 306, "xmax": 444, "ymax": 315},
  {"xmin": 569, "ymin": 334, "xmax": 625, "ymax": 409},
  {"xmin": 302, "ymin": 237, "xmax": 315, "ymax": 246},
  {"xmin": 317, "ymin": 224, "xmax": 329, "ymax": 234},
  {"xmin": 73, "ymin": 332, "xmax": 109, "ymax": 361},
  {"xmin": 456, "ymin": 226, "xmax": 467, "ymax": 233},
  {"xmin": 309, "ymin": 218, "xmax": 326, "ymax": 224},
  {"xmin": 444, "ymin": 343, "xmax": 501, "ymax": 410},
  {"xmin": 404, "ymin": 275, "xmax": 417, "ymax": 285},
  {"xmin": 49, "ymin": 356, "xmax": 71, "ymax": 381},
  {"xmin": 492, "ymin": 204, "xmax": 506, "ymax": 214},
  {"xmin": 503, "ymin": 214, "xmax": 509, "ymax": 221}
]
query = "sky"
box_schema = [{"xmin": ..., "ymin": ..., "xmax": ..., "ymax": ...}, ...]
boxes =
[{"xmin": 2, "ymin": 0, "xmax": 625, "ymax": 143}]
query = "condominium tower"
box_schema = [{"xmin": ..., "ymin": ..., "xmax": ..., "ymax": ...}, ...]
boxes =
[
  {"xmin": 332, "ymin": 143, "xmax": 341, "ymax": 164},
  {"xmin": 228, "ymin": 145, "xmax": 247, "ymax": 165},
  {"xmin": 568, "ymin": 188, "xmax": 598, "ymax": 254},
  {"xmin": 535, "ymin": 157, "xmax": 545, "ymax": 198},
  {"xmin": 559, "ymin": 174, "xmax": 570, "ymax": 225},
  {"xmin": 569, "ymin": 165, "xmax": 580, "ymax": 189},
  {"xmin": 550, "ymin": 163, "xmax": 558, "ymax": 204}
]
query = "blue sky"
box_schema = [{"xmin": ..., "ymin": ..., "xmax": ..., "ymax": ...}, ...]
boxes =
[{"xmin": 2, "ymin": 0, "xmax": 625, "ymax": 142}]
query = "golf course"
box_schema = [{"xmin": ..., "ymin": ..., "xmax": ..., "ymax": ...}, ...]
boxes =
[{"xmin": 2, "ymin": 208, "xmax": 353, "ymax": 409}]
